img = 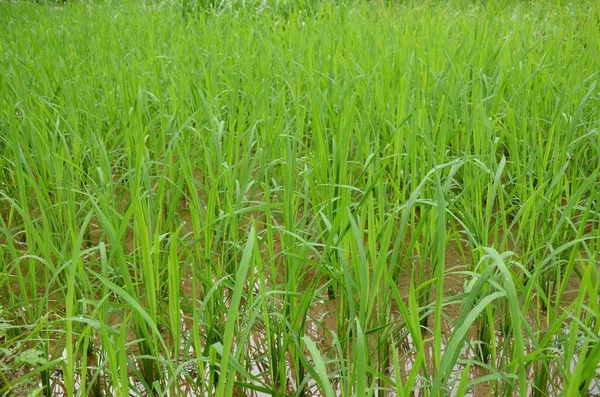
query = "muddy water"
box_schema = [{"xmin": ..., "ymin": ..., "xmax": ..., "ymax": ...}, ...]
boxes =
[
  {"xmin": 28, "ymin": 229, "xmax": 599, "ymax": 396},
  {"xmin": 40, "ymin": 267, "xmax": 600, "ymax": 396},
  {"xmin": 40, "ymin": 307, "xmax": 600, "ymax": 396}
]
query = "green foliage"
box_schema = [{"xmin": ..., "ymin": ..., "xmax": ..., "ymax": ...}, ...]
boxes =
[{"xmin": 0, "ymin": 0, "xmax": 599, "ymax": 396}]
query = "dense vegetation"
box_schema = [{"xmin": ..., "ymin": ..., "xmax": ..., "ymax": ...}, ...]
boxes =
[{"xmin": 1, "ymin": 0, "xmax": 599, "ymax": 395}]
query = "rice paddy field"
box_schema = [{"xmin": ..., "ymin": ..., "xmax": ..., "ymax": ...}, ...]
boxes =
[{"xmin": 1, "ymin": 0, "xmax": 599, "ymax": 395}]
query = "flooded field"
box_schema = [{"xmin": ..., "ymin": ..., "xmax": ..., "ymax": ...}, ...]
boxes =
[{"xmin": 1, "ymin": 0, "xmax": 599, "ymax": 396}]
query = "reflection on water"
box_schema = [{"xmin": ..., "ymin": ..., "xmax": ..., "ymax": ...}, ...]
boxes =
[
  {"xmin": 34, "ymin": 254, "xmax": 600, "ymax": 396},
  {"xmin": 39, "ymin": 302, "xmax": 600, "ymax": 397}
]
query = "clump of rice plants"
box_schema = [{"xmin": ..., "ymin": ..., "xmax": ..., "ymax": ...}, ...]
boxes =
[{"xmin": 0, "ymin": 0, "xmax": 599, "ymax": 396}]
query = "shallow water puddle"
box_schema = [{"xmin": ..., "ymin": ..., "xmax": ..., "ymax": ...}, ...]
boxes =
[{"xmin": 25, "ymin": 237, "xmax": 599, "ymax": 396}]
